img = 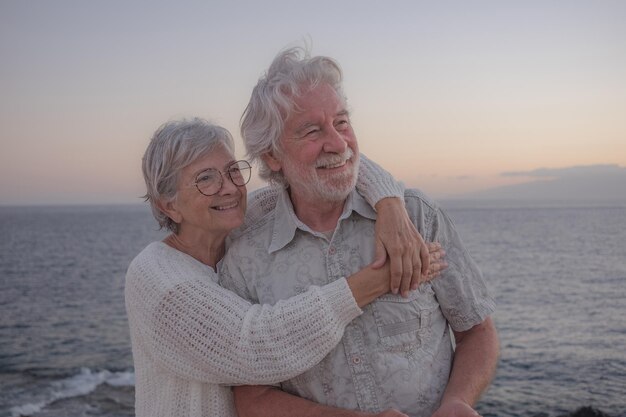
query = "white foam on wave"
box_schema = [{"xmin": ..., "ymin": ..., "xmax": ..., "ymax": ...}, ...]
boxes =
[
  {"xmin": 105, "ymin": 370, "xmax": 135, "ymax": 387},
  {"xmin": 10, "ymin": 367, "xmax": 135, "ymax": 417}
]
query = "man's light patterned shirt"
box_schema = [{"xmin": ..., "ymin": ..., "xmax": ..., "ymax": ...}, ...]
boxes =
[{"xmin": 220, "ymin": 188, "xmax": 495, "ymax": 417}]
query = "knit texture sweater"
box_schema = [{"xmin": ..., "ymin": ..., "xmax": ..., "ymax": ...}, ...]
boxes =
[
  {"xmin": 126, "ymin": 242, "xmax": 362, "ymax": 417},
  {"xmin": 125, "ymin": 154, "xmax": 404, "ymax": 416}
]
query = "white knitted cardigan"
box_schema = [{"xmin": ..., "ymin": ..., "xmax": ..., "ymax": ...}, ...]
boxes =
[
  {"xmin": 126, "ymin": 242, "xmax": 364, "ymax": 417},
  {"xmin": 125, "ymin": 154, "xmax": 403, "ymax": 417}
]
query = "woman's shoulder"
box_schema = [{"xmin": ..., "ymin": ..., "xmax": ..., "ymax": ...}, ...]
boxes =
[
  {"xmin": 129, "ymin": 241, "xmax": 172, "ymax": 266},
  {"xmin": 127, "ymin": 241, "xmax": 169, "ymax": 280},
  {"xmin": 127, "ymin": 241, "xmax": 216, "ymax": 286}
]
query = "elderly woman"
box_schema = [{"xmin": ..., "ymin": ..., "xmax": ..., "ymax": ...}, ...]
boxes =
[{"xmin": 125, "ymin": 118, "xmax": 445, "ymax": 417}]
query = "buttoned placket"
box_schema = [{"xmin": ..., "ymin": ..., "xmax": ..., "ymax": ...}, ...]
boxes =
[{"xmin": 325, "ymin": 220, "xmax": 381, "ymax": 412}]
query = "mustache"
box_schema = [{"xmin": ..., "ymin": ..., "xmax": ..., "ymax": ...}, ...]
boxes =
[{"xmin": 315, "ymin": 148, "xmax": 354, "ymax": 168}]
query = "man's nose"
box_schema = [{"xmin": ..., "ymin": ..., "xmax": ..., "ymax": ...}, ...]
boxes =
[{"xmin": 322, "ymin": 127, "xmax": 348, "ymax": 153}]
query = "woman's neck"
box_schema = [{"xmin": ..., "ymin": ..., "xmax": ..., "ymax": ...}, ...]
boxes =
[{"xmin": 163, "ymin": 231, "xmax": 226, "ymax": 268}]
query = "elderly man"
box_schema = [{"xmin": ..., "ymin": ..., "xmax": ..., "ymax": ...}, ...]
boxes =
[{"xmin": 220, "ymin": 47, "xmax": 499, "ymax": 417}]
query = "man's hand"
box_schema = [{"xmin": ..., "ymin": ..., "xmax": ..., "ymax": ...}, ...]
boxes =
[
  {"xmin": 234, "ymin": 385, "xmax": 412, "ymax": 417},
  {"xmin": 431, "ymin": 317, "xmax": 499, "ymax": 417},
  {"xmin": 373, "ymin": 197, "xmax": 429, "ymax": 297},
  {"xmin": 430, "ymin": 398, "xmax": 481, "ymax": 417}
]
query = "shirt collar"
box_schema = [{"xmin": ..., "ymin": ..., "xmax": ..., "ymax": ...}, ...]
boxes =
[{"xmin": 268, "ymin": 187, "xmax": 378, "ymax": 254}]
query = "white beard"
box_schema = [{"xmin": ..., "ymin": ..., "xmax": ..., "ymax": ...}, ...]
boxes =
[{"xmin": 282, "ymin": 148, "xmax": 359, "ymax": 203}]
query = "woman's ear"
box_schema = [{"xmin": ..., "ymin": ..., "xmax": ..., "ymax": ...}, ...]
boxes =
[
  {"xmin": 262, "ymin": 151, "xmax": 282, "ymax": 172},
  {"xmin": 156, "ymin": 198, "xmax": 183, "ymax": 224}
]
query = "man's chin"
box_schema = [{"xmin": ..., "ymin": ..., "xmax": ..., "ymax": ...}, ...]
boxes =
[{"xmin": 316, "ymin": 179, "xmax": 356, "ymax": 202}]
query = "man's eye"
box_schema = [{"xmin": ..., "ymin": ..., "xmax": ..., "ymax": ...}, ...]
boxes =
[{"xmin": 336, "ymin": 120, "xmax": 349, "ymax": 129}]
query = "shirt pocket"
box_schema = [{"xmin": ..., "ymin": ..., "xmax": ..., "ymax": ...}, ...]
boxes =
[{"xmin": 371, "ymin": 286, "xmax": 439, "ymax": 351}]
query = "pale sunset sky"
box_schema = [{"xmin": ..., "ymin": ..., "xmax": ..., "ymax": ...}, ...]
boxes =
[{"xmin": 1, "ymin": 1, "xmax": 625, "ymax": 205}]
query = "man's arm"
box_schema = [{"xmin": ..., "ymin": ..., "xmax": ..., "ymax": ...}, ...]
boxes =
[
  {"xmin": 233, "ymin": 385, "xmax": 409, "ymax": 417},
  {"xmin": 432, "ymin": 317, "xmax": 499, "ymax": 417}
]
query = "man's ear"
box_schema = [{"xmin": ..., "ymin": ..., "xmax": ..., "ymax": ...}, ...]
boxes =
[
  {"xmin": 156, "ymin": 198, "xmax": 182, "ymax": 224},
  {"xmin": 262, "ymin": 151, "xmax": 282, "ymax": 172}
]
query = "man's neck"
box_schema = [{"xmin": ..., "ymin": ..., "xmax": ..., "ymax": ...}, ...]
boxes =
[{"xmin": 288, "ymin": 188, "xmax": 347, "ymax": 232}]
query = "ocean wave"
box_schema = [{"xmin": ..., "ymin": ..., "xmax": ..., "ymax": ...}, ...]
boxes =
[{"xmin": 9, "ymin": 367, "xmax": 134, "ymax": 417}]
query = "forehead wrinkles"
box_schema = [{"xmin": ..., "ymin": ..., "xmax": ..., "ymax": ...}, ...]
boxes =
[
  {"xmin": 290, "ymin": 86, "xmax": 345, "ymax": 122},
  {"xmin": 285, "ymin": 81, "xmax": 344, "ymax": 112}
]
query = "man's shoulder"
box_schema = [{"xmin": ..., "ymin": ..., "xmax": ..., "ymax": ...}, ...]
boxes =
[
  {"xmin": 400, "ymin": 189, "xmax": 444, "ymax": 241},
  {"xmin": 232, "ymin": 210, "xmax": 274, "ymax": 242},
  {"xmin": 403, "ymin": 188, "xmax": 440, "ymax": 214},
  {"xmin": 225, "ymin": 206, "xmax": 275, "ymax": 260},
  {"xmin": 229, "ymin": 187, "xmax": 278, "ymax": 238},
  {"xmin": 243, "ymin": 186, "xmax": 280, "ymax": 223}
]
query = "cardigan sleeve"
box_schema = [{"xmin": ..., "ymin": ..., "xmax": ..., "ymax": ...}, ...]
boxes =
[
  {"xmin": 356, "ymin": 153, "xmax": 405, "ymax": 207},
  {"xmin": 125, "ymin": 244, "xmax": 362, "ymax": 386}
]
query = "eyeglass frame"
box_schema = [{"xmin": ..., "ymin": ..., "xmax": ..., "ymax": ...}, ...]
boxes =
[{"xmin": 190, "ymin": 160, "xmax": 252, "ymax": 196}]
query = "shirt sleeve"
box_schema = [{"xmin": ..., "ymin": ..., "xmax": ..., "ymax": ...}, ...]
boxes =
[
  {"xmin": 125, "ymin": 246, "xmax": 362, "ymax": 386},
  {"xmin": 427, "ymin": 206, "xmax": 496, "ymax": 332},
  {"xmin": 356, "ymin": 153, "xmax": 405, "ymax": 207}
]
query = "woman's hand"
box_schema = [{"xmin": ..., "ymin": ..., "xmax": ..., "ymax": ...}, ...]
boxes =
[
  {"xmin": 372, "ymin": 197, "xmax": 430, "ymax": 297},
  {"xmin": 425, "ymin": 242, "xmax": 447, "ymax": 280},
  {"xmin": 348, "ymin": 241, "xmax": 447, "ymax": 308}
]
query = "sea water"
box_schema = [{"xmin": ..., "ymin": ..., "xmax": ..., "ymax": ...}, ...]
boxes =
[{"xmin": 1, "ymin": 202, "xmax": 625, "ymax": 417}]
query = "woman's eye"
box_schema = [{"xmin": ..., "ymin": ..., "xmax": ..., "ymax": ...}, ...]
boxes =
[{"xmin": 196, "ymin": 172, "xmax": 217, "ymax": 183}]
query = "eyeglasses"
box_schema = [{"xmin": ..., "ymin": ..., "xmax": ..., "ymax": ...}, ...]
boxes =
[{"xmin": 192, "ymin": 160, "xmax": 252, "ymax": 196}]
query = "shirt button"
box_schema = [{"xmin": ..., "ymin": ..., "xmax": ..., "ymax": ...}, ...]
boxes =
[
  {"xmin": 329, "ymin": 247, "xmax": 336, "ymax": 255},
  {"xmin": 352, "ymin": 356, "xmax": 361, "ymax": 364}
]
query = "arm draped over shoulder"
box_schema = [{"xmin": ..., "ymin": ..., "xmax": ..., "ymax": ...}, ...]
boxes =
[
  {"xmin": 125, "ymin": 243, "xmax": 362, "ymax": 386},
  {"xmin": 238, "ymin": 152, "xmax": 403, "ymax": 234}
]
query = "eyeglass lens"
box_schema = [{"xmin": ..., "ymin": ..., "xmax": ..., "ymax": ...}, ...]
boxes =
[{"xmin": 195, "ymin": 161, "xmax": 251, "ymax": 196}]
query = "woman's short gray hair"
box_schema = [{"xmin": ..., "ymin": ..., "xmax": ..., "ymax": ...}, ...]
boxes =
[
  {"xmin": 142, "ymin": 118, "xmax": 234, "ymax": 233},
  {"xmin": 240, "ymin": 46, "xmax": 345, "ymax": 185}
]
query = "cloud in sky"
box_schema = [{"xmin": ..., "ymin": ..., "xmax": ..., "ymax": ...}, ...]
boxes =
[
  {"xmin": 501, "ymin": 164, "xmax": 625, "ymax": 179},
  {"xmin": 464, "ymin": 164, "xmax": 626, "ymax": 201}
]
